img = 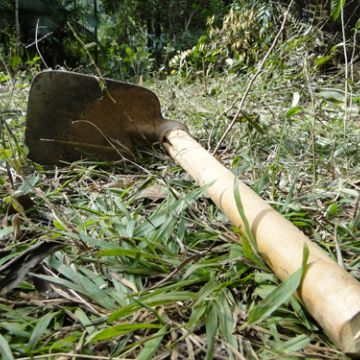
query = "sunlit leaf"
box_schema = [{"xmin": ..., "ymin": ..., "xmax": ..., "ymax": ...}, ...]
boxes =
[
  {"xmin": 355, "ymin": 17, "xmax": 360, "ymax": 30},
  {"xmin": 286, "ymin": 106, "xmax": 302, "ymax": 118},
  {"xmin": 315, "ymin": 55, "xmax": 332, "ymax": 66},
  {"xmin": 0, "ymin": 148, "xmax": 13, "ymax": 159},
  {"xmin": 331, "ymin": 0, "xmax": 346, "ymax": 21}
]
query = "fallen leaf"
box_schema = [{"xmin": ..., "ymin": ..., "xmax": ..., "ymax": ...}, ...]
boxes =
[
  {"xmin": 0, "ymin": 241, "xmax": 63, "ymax": 295},
  {"xmin": 11, "ymin": 214, "xmax": 21, "ymax": 240},
  {"xmin": 107, "ymin": 176, "xmax": 136, "ymax": 189},
  {"xmin": 135, "ymin": 183, "xmax": 167, "ymax": 202},
  {"xmin": 111, "ymin": 272, "xmax": 138, "ymax": 292}
]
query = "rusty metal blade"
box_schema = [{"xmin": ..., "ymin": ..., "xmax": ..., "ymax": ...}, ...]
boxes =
[{"xmin": 25, "ymin": 70, "xmax": 182, "ymax": 164}]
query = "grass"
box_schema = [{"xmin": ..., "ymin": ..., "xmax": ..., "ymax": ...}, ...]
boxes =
[{"xmin": 0, "ymin": 37, "xmax": 359, "ymax": 359}]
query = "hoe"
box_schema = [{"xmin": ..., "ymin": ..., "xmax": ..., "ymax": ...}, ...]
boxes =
[{"xmin": 26, "ymin": 70, "xmax": 360, "ymax": 354}]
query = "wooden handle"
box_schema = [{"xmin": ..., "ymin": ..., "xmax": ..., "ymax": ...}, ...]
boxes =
[{"xmin": 163, "ymin": 129, "xmax": 360, "ymax": 354}]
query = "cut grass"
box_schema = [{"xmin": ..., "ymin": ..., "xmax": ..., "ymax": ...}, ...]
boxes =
[{"xmin": 0, "ymin": 45, "xmax": 359, "ymax": 359}]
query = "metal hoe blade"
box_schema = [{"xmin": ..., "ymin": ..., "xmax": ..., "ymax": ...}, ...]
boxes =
[{"xmin": 25, "ymin": 70, "xmax": 185, "ymax": 164}]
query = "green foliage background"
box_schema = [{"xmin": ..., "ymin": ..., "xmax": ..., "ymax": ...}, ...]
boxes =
[{"xmin": 0, "ymin": 0, "xmax": 359, "ymax": 78}]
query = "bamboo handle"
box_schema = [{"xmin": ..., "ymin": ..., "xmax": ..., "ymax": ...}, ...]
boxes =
[{"xmin": 163, "ymin": 129, "xmax": 360, "ymax": 354}]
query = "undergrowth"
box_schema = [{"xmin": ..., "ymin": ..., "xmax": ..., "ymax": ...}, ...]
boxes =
[{"xmin": 0, "ymin": 27, "xmax": 359, "ymax": 360}]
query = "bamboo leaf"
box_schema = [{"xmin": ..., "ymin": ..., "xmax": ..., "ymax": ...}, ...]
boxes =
[
  {"xmin": 90, "ymin": 323, "xmax": 160, "ymax": 342},
  {"xmin": 205, "ymin": 304, "xmax": 218, "ymax": 360},
  {"xmin": 248, "ymin": 244, "xmax": 309, "ymax": 324},
  {"xmin": 137, "ymin": 325, "xmax": 167, "ymax": 360},
  {"xmin": 286, "ymin": 106, "xmax": 302, "ymax": 118},
  {"xmin": 28, "ymin": 312, "xmax": 57, "ymax": 349},
  {"xmin": 97, "ymin": 247, "xmax": 159, "ymax": 260},
  {"xmin": 109, "ymin": 291, "xmax": 196, "ymax": 322},
  {"xmin": 18, "ymin": 175, "xmax": 39, "ymax": 193},
  {"xmin": 275, "ymin": 334, "xmax": 311, "ymax": 353},
  {"xmin": 233, "ymin": 179, "xmax": 266, "ymax": 269},
  {"xmin": 331, "ymin": 0, "xmax": 346, "ymax": 21},
  {"xmin": 356, "ymin": 17, "xmax": 360, "ymax": 30},
  {"xmin": 0, "ymin": 334, "xmax": 14, "ymax": 360}
]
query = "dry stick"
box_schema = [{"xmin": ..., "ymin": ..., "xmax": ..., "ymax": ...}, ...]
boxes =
[
  {"xmin": 71, "ymin": 120, "xmax": 152, "ymax": 176},
  {"xmin": 354, "ymin": 193, "xmax": 360, "ymax": 220},
  {"xmin": 334, "ymin": 224, "xmax": 344, "ymax": 268},
  {"xmin": 67, "ymin": 22, "xmax": 116, "ymax": 103},
  {"xmin": 303, "ymin": 55, "xmax": 317, "ymax": 183},
  {"xmin": 349, "ymin": 28, "xmax": 358, "ymax": 139},
  {"xmin": 0, "ymin": 50, "xmax": 15, "ymax": 86},
  {"xmin": 15, "ymin": 0, "xmax": 20, "ymax": 54},
  {"xmin": 340, "ymin": 3, "xmax": 349, "ymax": 170},
  {"xmin": 16, "ymin": 354, "xmax": 130, "ymax": 360},
  {"xmin": 67, "ymin": 22, "xmax": 102, "ymax": 79},
  {"xmin": 25, "ymin": 31, "xmax": 53, "ymax": 48},
  {"xmin": 350, "ymin": 29, "xmax": 358, "ymax": 83},
  {"xmin": 35, "ymin": 19, "xmax": 48, "ymax": 68},
  {"xmin": 212, "ymin": 0, "xmax": 294, "ymax": 155}
]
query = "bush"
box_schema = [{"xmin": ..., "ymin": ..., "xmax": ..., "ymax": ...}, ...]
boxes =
[{"xmin": 169, "ymin": 2, "xmax": 275, "ymax": 76}]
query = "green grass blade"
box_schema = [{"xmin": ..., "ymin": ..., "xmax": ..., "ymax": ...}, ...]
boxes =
[
  {"xmin": 28, "ymin": 312, "xmax": 57, "ymax": 349},
  {"xmin": 233, "ymin": 178, "xmax": 266, "ymax": 268},
  {"xmin": 137, "ymin": 325, "xmax": 167, "ymax": 360},
  {"xmin": 248, "ymin": 244, "xmax": 309, "ymax": 324},
  {"xmin": 275, "ymin": 334, "xmax": 311, "ymax": 353},
  {"xmin": 217, "ymin": 290, "xmax": 237, "ymax": 354},
  {"xmin": 97, "ymin": 247, "xmax": 159, "ymax": 260},
  {"xmin": 90, "ymin": 323, "xmax": 161, "ymax": 342},
  {"xmin": 233, "ymin": 178, "xmax": 258, "ymax": 251},
  {"xmin": 0, "ymin": 334, "xmax": 14, "ymax": 360},
  {"xmin": 109, "ymin": 291, "xmax": 196, "ymax": 322},
  {"xmin": 205, "ymin": 304, "xmax": 218, "ymax": 360}
]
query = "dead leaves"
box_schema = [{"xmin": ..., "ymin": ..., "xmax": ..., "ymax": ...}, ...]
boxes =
[
  {"xmin": 135, "ymin": 183, "xmax": 167, "ymax": 202},
  {"xmin": 0, "ymin": 241, "xmax": 63, "ymax": 296}
]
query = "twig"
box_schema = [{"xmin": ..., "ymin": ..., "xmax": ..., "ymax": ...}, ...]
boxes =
[
  {"xmin": 333, "ymin": 225, "xmax": 344, "ymax": 268},
  {"xmin": 303, "ymin": 55, "xmax": 317, "ymax": 183},
  {"xmin": 349, "ymin": 27, "xmax": 358, "ymax": 130},
  {"xmin": 35, "ymin": 19, "xmax": 48, "ymax": 68},
  {"xmin": 25, "ymin": 31, "xmax": 53, "ymax": 48},
  {"xmin": 67, "ymin": 22, "xmax": 118, "ymax": 103},
  {"xmin": 349, "ymin": 28, "xmax": 358, "ymax": 83},
  {"xmin": 71, "ymin": 120, "xmax": 152, "ymax": 175},
  {"xmin": 353, "ymin": 192, "xmax": 360, "ymax": 220},
  {"xmin": 15, "ymin": 0, "xmax": 20, "ymax": 54},
  {"xmin": 340, "ymin": 3, "xmax": 348, "ymax": 168},
  {"xmin": 145, "ymin": 246, "xmax": 214, "ymax": 291},
  {"xmin": 212, "ymin": 0, "xmax": 294, "ymax": 154},
  {"xmin": 16, "ymin": 353, "xmax": 131, "ymax": 360},
  {"xmin": 0, "ymin": 49, "xmax": 15, "ymax": 86},
  {"xmin": 67, "ymin": 22, "xmax": 102, "ymax": 78}
]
